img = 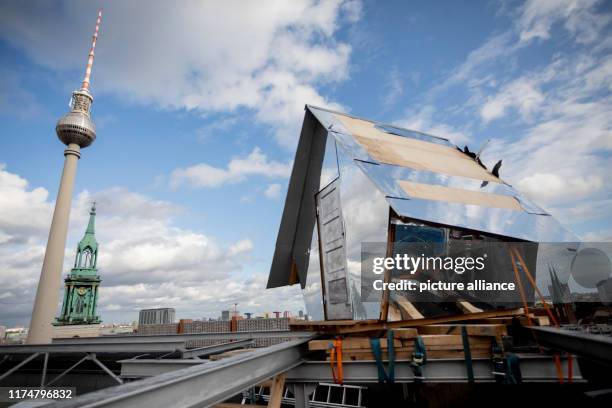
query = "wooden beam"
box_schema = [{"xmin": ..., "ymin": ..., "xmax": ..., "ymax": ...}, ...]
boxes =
[
  {"xmin": 292, "ymin": 308, "xmax": 523, "ymax": 334},
  {"xmin": 387, "ymin": 302, "xmax": 403, "ymax": 322},
  {"xmin": 379, "ymin": 210, "xmax": 396, "ymax": 321},
  {"xmin": 268, "ymin": 373, "xmax": 286, "ymax": 408},
  {"xmin": 417, "ymin": 324, "xmax": 507, "ymax": 337},
  {"xmin": 456, "ymin": 301, "xmax": 483, "ymax": 314},
  {"xmin": 394, "ymin": 296, "xmax": 424, "ymax": 319}
]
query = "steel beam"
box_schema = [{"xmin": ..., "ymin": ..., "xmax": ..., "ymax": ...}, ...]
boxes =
[
  {"xmin": 118, "ymin": 354, "xmax": 582, "ymax": 384},
  {"xmin": 180, "ymin": 339, "xmax": 254, "ymax": 359},
  {"xmin": 45, "ymin": 354, "xmax": 90, "ymax": 386},
  {"xmin": 37, "ymin": 336, "xmax": 314, "ymax": 408},
  {"xmin": 529, "ymin": 326, "xmax": 612, "ymax": 364},
  {"xmin": 90, "ymin": 354, "xmax": 123, "ymax": 385},
  {"xmin": 51, "ymin": 331, "xmax": 312, "ymax": 344},
  {"xmin": 0, "ymin": 352, "xmax": 40, "ymax": 382},
  {"xmin": 0, "ymin": 342, "xmax": 185, "ymax": 354},
  {"xmin": 286, "ymin": 356, "xmax": 582, "ymax": 383},
  {"xmin": 120, "ymin": 359, "xmax": 204, "ymax": 378}
]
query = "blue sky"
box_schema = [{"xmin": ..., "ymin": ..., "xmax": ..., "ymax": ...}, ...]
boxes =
[{"xmin": 0, "ymin": 0, "xmax": 610, "ymax": 326}]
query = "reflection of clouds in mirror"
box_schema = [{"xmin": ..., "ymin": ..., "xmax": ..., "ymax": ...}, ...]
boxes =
[
  {"xmin": 319, "ymin": 136, "xmax": 340, "ymax": 188},
  {"xmin": 337, "ymin": 143, "xmax": 388, "ymax": 319},
  {"xmin": 303, "ymin": 226, "xmax": 324, "ymax": 320}
]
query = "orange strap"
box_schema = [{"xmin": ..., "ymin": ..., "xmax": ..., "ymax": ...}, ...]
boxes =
[
  {"xmin": 329, "ymin": 338, "xmax": 343, "ymax": 384},
  {"xmin": 512, "ymin": 248, "xmax": 559, "ymax": 326},
  {"xmin": 554, "ymin": 354, "xmax": 564, "ymax": 384},
  {"xmin": 510, "ymin": 247, "xmax": 567, "ymax": 384},
  {"xmin": 567, "ymin": 353, "xmax": 573, "ymax": 384},
  {"xmin": 508, "ymin": 249, "xmax": 532, "ymax": 326}
]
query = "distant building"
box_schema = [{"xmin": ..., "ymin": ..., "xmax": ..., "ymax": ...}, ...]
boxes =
[
  {"xmin": 221, "ymin": 310, "xmax": 230, "ymax": 321},
  {"xmin": 4, "ymin": 327, "xmax": 28, "ymax": 344},
  {"xmin": 139, "ymin": 308, "xmax": 175, "ymax": 326},
  {"xmin": 298, "ymin": 310, "xmax": 304, "ymax": 318}
]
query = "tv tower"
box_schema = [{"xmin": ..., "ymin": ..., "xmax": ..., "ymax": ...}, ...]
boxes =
[{"xmin": 27, "ymin": 10, "xmax": 103, "ymax": 344}]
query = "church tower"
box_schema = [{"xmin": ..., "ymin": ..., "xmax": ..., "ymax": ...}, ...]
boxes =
[{"xmin": 54, "ymin": 203, "xmax": 102, "ymax": 326}]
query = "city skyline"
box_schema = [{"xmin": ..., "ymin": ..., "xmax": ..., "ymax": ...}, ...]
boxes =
[{"xmin": 1, "ymin": 0, "xmax": 611, "ymax": 326}]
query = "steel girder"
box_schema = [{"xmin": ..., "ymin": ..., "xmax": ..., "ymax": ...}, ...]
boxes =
[
  {"xmin": 51, "ymin": 330, "xmax": 312, "ymax": 344},
  {"xmin": 529, "ymin": 326, "xmax": 612, "ymax": 364},
  {"xmin": 34, "ymin": 336, "xmax": 314, "ymax": 408},
  {"xmin": 118, "ymin": 354, "xmax": 582, "ymax": 384}
]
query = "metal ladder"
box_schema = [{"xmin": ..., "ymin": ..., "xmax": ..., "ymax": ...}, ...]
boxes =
[{"xmin": 244, "ymin": 382, "xmax": 367, "ymax": 407}]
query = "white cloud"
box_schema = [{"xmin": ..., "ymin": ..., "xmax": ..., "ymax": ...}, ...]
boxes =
[
  {"xmin": 0, "ymin": 165, "xmax": 304, "ymax": 326},
  {"xmin": 264, "ymin": 183, "xmax": 282, "ymax": 200},
  {"xmin": 0, "ymin": 164, "xmax": 52, "ymax": 244},
  {"xmin": 480, "ymin": 77, "xmax": 544, "ymax": 123},
  {"xmin": 170, "ymin": 147, "xmax": 292, "ymax": 188},
  {"xmin": 0, "ymin": 0, "xmax": 359, "ymax": 149},
  {"xmin": 381, "ymin": 67, "xmax": 405, "ymax": 109},
  {"xmin": 518, "ymin": 0, "xmax": 609, "ymax": 44},
  {"xmin": 480, "ymin": 52, "xmax": 612, "ymax": 211},
  {"xmin": 228, "ymin": 239, "xmax": 254, "ymax": 257}
]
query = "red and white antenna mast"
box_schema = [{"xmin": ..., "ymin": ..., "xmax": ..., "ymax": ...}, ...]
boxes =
[{"xmin": 81, "ymin": 9, "xmax": 103, "ymax": 92}]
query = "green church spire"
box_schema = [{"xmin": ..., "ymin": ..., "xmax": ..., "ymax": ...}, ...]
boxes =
[
  {"xmin": 86, "ymin": 201, "xmax": 96, "ymax": 234},
  {"xmin": 55, "ymin": 203, "xmax": 102, "ymax": 326}
]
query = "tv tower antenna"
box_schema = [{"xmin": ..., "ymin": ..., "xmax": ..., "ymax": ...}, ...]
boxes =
[{"xmin": 27, "ymin": 9, "xmax": 103, "ymax": 344}]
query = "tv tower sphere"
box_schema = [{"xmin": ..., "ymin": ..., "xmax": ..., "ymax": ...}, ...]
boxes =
[{"xmin": 55, "ymin": 90, "xmax": 97, "ymax": 147}]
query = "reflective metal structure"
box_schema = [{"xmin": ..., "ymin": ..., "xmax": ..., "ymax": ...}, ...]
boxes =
[{"xmin": 268, "ymin": 105, "xmax": 579, "ymax": 320}]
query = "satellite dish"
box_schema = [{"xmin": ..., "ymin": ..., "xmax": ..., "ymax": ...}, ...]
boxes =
[{"xmin": 570, "ymin": 247, "xmax": 612, "ymax": 288}]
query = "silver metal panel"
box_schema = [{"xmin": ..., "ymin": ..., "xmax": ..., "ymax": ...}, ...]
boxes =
[
  {"xmin": 354, "ymin": 160, "xmax": 549, "ymax": 215},
  {"xmin": 319, "ymin": 135, "xmax": 340, "ymax": 190},
  {"xmin": 268, "ymin": 110, "xmax": 325, "ymax": 288},
  {"xmin": 302, "ymin": 225, "xmax": 325, "ymax": 320},
  {"xmin": 335, "ymin": 141, "xmax": 390, "ymax": 320},
  {"xmin": 386, "ymin": 197, "xmax": 577, "ymax": 242},
  {"xmin": 307, "ymin": 104, "xmax": 577, "ymax": 243},
  {"xmin": 316, "ymin": 178, "xmax": 352, "ymax": 319}
]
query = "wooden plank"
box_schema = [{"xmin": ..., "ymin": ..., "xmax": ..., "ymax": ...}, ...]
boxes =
[
  {"xmin": 419, "ymin": 335, "xmax": 490, "ymax": 347},
  {"xmin": 311, "ymin": 335, "xmax": 490, "ymax": 351},
  {"xmin": 456, "ymin": 301, "xmax": 483, "ymax": 314},
  {"xmin": 309, "ymin": 338, "xmax": 403, "ymax": 351},
  {"xmin": 335, "ymin": 308, "xmax": 523, "ymax": 334},
  {"xmin": 291, "ymin": 309, "xmax": 523, "ymax": 334},
  {"xmin": 393, "ymin": 328, "xmax": 419, "ymax": 339},
  {"xmin": 417, "ymin": 324, "xmax": 507, "ymax": 337},
  {"xmin": 330, "ymin": 349, "xmax": 491, "ymax": 361},
  {"xmin": 268, "ymin": 373, "xmax": 286, "ymax": 408},
  {"xmin": 395, "ymin": 297, "xmax": 425, "ymax": 319},
  {"xmin": 387, "ymin": 302, "xmax": 403, "ymax": 322},
  {"xmin": 379, "ymin": 213, "xmax": 396, "ymax": 321}
]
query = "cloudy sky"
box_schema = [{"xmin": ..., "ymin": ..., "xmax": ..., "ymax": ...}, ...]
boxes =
[{"xmin": 0, "ymin": 0, "xmax": 610, "ymax": 327}]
